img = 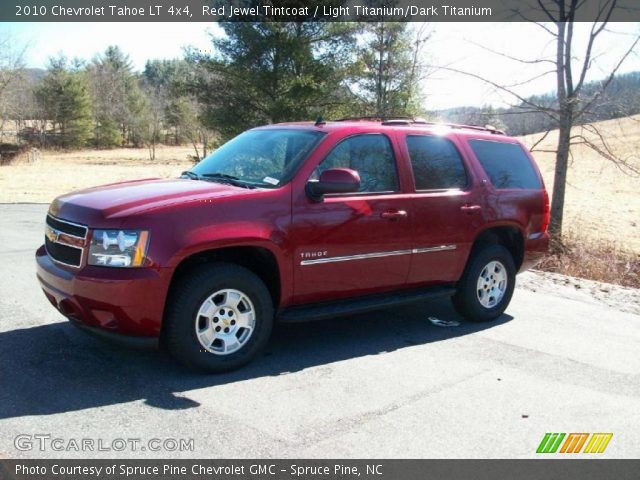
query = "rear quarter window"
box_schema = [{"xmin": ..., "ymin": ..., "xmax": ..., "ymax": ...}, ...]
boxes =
[{"xmin": 468, "ymin": 139, "xmax": 542, "ymax": 189}]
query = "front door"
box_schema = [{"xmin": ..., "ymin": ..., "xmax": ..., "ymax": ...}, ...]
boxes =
[{"xmin": 291, "ymin": 133, "xmax": 413, "ymax": 304}]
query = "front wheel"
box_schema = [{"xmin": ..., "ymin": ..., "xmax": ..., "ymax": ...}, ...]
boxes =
[
  {"xmin": 164, "ymin": 263, "xmax": 274, "ymax": 372},
  {"xmin": 452, "ymin": 244, "xmax": 516, "ymax": 322}
]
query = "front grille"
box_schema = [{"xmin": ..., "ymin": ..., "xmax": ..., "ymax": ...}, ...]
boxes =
[
  {"xmin": 45, "ymin": 214, "xmax": 88, "ymax": 267},
  {"xmin": 45, "ymin": 237, "xmax": 83, "ymax": 267},
  {"xmin": 46, "ymin": 214, "xmax": 87, "ymax": 238}
]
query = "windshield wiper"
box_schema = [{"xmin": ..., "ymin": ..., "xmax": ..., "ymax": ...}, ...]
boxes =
[
  {"xmin": 199, "ymin": 172, "xmax": 255, "ymax": 189},
  {"xmin": 181, "ymin": 170, "xmax": 255, "ymax": 189},
  {"xmin": 200, "ymin": 172, "xmax": 240, "ymax": 180},
  {"xmin": 181, "ymin": 170, "xmax": 201, "ymax": 180}
]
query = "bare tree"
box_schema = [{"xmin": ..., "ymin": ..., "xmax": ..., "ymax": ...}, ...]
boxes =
[
  {"xmin": 404, "ymin": 23, "xmax": 432, "ymax": 114},
  {"xmin": 139, "ymin": 86, "xmax": 165, "ymax": 161},
  {"xmin": 0, "ymin": 34, "xmax": 27, "ymax": 140},
  {"xmin": 441, "ymin": 1, "xmax": 639, "ymax": 236}
]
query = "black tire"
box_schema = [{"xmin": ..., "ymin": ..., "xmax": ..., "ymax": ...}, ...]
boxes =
[
  {"xmin": 164, "ymin": 262, "xmax": 274, "ymax": 372},
  {"xmin": 452, "ymin": 244, "xmax": 516, "ymax": 322}
]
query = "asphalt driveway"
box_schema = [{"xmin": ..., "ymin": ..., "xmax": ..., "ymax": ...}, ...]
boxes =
[{"xmin": 1, "ymin": 204, "xmax": 639, "ymax": 458}]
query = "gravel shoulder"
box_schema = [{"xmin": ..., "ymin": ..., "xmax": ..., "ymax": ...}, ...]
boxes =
[{"xmin": 518, "ymin": 270, "xmax": 640, "ymax": 316}]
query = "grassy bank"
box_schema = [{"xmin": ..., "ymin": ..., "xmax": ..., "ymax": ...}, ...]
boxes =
[{"xmin": 538, "ymin": 233, "xmax": 639, "ymax": 289}]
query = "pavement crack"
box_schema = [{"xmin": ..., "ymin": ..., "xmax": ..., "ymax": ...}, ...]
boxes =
[{"xmin": 292, "ymin": 367, "xmax": 490, "ymax": 449}]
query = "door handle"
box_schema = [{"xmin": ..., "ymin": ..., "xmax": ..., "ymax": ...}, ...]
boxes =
[
  {"xmin": 381, "ymin": 210, "xmax": 408, "ymax": 220},
  {"xmin": 460, "ymin": 204, "xmax": 482, "ymax": 213}
]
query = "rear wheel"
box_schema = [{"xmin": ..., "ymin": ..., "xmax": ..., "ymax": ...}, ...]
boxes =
[
  {"xmin": 164, "ymin": 263, "xmax": 273, "ymax": 372},
  {"xmin": 452, "ymin": 244, "xmax": 515, "ymax": 322}
]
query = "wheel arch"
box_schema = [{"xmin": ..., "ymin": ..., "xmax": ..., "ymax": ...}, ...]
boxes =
[
  {"xmin": 165, "ymin": 244, "xmax": 283, "ymax": 319},
  {"xmin": 468, "ymin": 224, "xmax": 525, "ymax": 271}
]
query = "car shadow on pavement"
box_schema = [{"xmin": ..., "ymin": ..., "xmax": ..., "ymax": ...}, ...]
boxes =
[{"xmin": 0, "ymin": 297, "xmax": 512, "ymax": 419}]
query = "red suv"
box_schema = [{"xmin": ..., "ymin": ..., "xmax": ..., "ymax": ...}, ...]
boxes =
[{"xmin": 36, "ymin": 119, "xmax": 549, "ymax": 372}]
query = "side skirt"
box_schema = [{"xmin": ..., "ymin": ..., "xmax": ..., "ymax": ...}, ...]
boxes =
[{"xmin": 277, "ymin": 284, "xmax": 456, "ymax": 323}]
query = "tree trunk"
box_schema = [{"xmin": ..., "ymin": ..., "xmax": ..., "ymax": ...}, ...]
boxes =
[
  {"xmin": 549, "ymin": 114, "xmax": 572, "ymax": 236},
  {"xmin": 549, "ymin": 19, "xmax": 569, "ymax": 238},
  {"xmin": 191, "ymin": 138, "xmax": 200, "ymax": 160},
  {"xmin": 201, "ymin": 130, "xmax": 208, "ymax": 157},
  {"xmin": 376, "ymin": 23, "xmax": 384, "ymax": 117}
]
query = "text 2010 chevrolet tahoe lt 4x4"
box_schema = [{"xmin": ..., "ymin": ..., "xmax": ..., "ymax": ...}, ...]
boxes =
[{"xmin": 36, "ymin": 119, "xmax": 550, "ymax": 372}]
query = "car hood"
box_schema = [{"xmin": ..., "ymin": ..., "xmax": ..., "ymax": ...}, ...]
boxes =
[{"xmin": 49, "ymin": 177, "xmax": 256, "ymax": 226}]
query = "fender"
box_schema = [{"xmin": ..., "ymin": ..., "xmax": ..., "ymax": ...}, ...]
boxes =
[
  {"xmin": 165, "ymin": 223, "xmax": 293, "ymax": 305},
  {"xmin": 472, "ymin": 219, "xmax": 526, "ymax": 238}
]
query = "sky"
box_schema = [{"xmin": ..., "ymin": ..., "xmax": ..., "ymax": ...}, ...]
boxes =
[{"xmin": 3, "ymin": 21, "xmax": 639, "ymax": 110}]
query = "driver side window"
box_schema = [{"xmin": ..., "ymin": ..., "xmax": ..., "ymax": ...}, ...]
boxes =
[{"xmin": 313, "ymin": 134, "xmax": 399, "ymax": 193}]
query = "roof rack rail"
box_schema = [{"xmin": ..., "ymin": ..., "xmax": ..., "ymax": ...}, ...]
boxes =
[
  {"xmin": 333, "ymin": 116, "xmax": 504, "ymax": 134},
  {"xmin": 381, "ymin": 119, "xmax": 412, "ymax": 125},
  {"xmin": 335, "ymin": 115, "xmax": 414, "ymax": 122}
]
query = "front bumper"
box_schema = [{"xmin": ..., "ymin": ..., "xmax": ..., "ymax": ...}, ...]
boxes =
[
  {"xmin": 36, "ymin": 245, "xmax": 170, "ymax": 338},
  {"xmin": 69, "ymin": 318, "xmax": 158, "ymax": 349}
]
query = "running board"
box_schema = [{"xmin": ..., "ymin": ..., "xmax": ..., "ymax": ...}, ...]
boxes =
[{"xmin": 277, "ymin": 285, "xmax": 456, "ymax": 323}]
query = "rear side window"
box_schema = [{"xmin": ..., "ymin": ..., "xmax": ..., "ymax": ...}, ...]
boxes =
[
  {"xmin": 405, "ymin": 135, "xmax": 468, "ymax": 190},
  {"xmin": 468, "ymin": 139, "xmax": 542, "ymax": 189}
]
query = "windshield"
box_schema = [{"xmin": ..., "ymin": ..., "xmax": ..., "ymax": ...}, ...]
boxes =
[{"xmin": 190, "ymin": 128, "xmax": 325, "ymax": 188}]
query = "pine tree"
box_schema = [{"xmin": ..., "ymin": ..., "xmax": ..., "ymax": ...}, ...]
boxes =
[
  {"xmin": 35, "ymin": 57, "xmax": 93, "ymax": 147},
  {"xmin": 190, "ymin": 22, "xmax": 357, "ymax": 140},
  {"xmin": 353, "ymin": 22, "xmax": 429, "ymax": 118},
  {"xmin": 87, "ymin": 46, "xmax": 145, "ymax": 147}
]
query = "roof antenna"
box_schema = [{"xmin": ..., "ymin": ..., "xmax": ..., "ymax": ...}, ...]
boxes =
[{"xmin": 314, "ymin": 115, "xmax": 325, "ymax": 126}]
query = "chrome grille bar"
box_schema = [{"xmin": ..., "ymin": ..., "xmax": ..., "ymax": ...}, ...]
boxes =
[{"xmin": 45, "ymin": 214, "xmax": 88, "ymax": 268}]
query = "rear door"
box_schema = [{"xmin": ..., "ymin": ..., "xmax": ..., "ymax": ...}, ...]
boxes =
[
  {"xmin": 290, "ymin": 133, "xmax": 413, "ymax": 304},
  {"xmin": 401, "ymin": 133, "xmax": 482, "ymax": 286}
]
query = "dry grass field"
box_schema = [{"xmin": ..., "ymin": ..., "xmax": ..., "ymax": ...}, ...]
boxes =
[
  {"xmin": 1, "ymin": 115, "xmax": 639, "ymax": 256},
  {"xmin": 0, "ymin": 145, "xmax": 194, "ymax": 204},
  {"xmin": 521, "ymin": 114, "xmax": 640, "ymax": 253}
]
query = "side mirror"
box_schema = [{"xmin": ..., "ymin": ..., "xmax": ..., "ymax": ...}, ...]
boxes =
[{"xmin": 306, "ymin": 168, "xmax": 360, "ymax": 202}]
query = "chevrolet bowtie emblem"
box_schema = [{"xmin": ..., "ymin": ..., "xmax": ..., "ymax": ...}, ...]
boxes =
[{"xmin": 45, "ymin": 226, "xmax": 59, "ymax": 243}]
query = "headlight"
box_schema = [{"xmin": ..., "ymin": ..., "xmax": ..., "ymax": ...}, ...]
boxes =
[{"xmin": 88, "ymin": 230, "xmax": 150, "ymax": 267}]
